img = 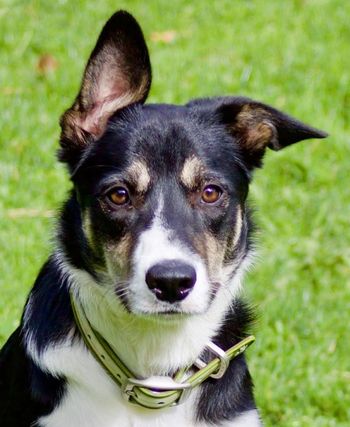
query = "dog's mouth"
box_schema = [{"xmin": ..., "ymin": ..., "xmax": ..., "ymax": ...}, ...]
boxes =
[
  {"xmin": 115, "ymin": 288, "xmax": 198, "ymax": 316},
  {"xmin": 114, "ymin": 279, "xmax": 221, "ymax": 319},
  {"xmin": 141, "ymin": 309, "xmax": 192, "ymax": 322}
]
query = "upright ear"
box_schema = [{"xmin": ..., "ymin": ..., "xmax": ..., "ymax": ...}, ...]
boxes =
[
  {"xmin": 59, "ymin": 10, "xmax": 151, "ymax": 167},
  {"xmin": 190, "ymin": 97, "xmax": 328, "ymax": 168}
]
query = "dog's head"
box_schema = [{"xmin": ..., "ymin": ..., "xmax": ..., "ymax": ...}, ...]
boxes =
[{"xmin": 59, "ymin": 11, "xmax": 326, "ymax": 318}]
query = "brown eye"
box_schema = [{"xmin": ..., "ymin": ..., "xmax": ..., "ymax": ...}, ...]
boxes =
[
  {"xmin": 107, "ymin": 187, "xmax": 130, "ymax": 206},
  {"xmin": 201, "ymin": 185, "xmax": 223, "ymax": 204}
]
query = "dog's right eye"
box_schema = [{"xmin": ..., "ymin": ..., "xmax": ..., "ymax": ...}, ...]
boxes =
[{"xmin": 106, "ymin": 187, "xmax": 130, "ymax": 206}]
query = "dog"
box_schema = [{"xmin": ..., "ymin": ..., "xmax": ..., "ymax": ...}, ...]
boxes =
[{"xmin": 0, "ymin": 10, "xmax": 327, "ymax": 427}]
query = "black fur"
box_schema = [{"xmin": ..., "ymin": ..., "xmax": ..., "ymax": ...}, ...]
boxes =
[
  {"xmin": 22, "ymin": 257, "xmax": 75, "ymax": 355},
  {"xmin": 0, "ymin": 259, "xmax": 68, "ymax": 426}
]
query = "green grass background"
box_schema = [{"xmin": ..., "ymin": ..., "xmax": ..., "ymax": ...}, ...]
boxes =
[{"xmin": 1, "ymin": 0, "xmax": 349, "ymax": 425}]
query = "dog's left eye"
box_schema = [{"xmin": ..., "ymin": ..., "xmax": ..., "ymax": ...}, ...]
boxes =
[
  {"xmin": 201, "ymin": 185, "xmax": 223, "ymax": 204},
  {"xmin": 107, "ymin": 187, "xmax": 130, "ymax": 206}
]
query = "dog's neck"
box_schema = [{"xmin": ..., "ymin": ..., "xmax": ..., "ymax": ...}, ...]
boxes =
[{"xmin": 68, "ymin": 266, "xmax": 240, "ymax": 378}]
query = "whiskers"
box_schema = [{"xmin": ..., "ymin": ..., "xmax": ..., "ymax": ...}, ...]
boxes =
[
  {"xmin": 115, "ymin": 287, "xmax": 129, "ymax": 299},
  {"xmin": 114, "ymin": 280, "xmax": 131, "ymax": 309}
]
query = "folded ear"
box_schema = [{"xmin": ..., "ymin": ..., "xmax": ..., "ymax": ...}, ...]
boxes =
[
  {"xmin": 189, "ymin": 97, "xmax": 328, "ymax": 168},
  {"xmin": 59, "ymin": 10, "xmax": 151, "ymax": 166}
]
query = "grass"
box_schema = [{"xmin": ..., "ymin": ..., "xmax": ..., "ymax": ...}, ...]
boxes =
[{"xmin": 1, "ymin": 0, "xmax": 349, "ymax": 425}]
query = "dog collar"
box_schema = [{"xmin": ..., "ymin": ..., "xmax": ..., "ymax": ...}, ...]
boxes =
[{"xmin": 70, "ymin": 293, "xmax": 255, "ymax": 410}]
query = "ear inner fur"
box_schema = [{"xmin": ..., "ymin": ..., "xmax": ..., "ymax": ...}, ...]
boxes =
[
  {"xmin": 59, "ymin": 11, "xmax": 152, "ymax": 165},
  {"xmin": 233, "ymin": 106, "xmax": 278, "ymax": 153}
]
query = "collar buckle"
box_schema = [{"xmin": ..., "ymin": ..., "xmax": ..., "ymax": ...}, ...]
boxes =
[
  {"xmin": 194, "ymin": 341, "xmax": 230, "ymax": 379},
  {"xmin": 122, "ymin": 376, "xmax": 192, "ymax": 408}
]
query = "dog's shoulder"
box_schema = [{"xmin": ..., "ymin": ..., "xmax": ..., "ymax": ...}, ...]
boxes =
[
  {"xmin": 0, "ymin": 327, "xmax": 25, "ymax": 402},
  {"xmin": 0, "ymin": 327, "xmax": 49, "ymax": 425},
  {"xmin": 23, "ymin": 254, "xmax": 76, "ymax": 353},
  {"xmin": 0, "ymin": 256, "xmax": 70, "ymax": 426}
]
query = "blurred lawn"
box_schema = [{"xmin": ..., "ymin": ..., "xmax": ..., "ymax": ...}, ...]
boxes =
[{"xmin": 0, "ymin": 1, "xmax": 349, "ymax": 425}]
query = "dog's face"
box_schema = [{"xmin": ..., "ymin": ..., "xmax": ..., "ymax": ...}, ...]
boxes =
[
  {"xmin": 67, "ymin": 104, "xmax": 250, "ymax": 316},
  {"xmin": 59, "ymin": 11, "xmax": 326, "ymax": 317}
]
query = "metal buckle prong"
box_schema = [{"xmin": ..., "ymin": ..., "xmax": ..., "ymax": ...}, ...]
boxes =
[
  {"xmin": 122, "ymin": 382, "xmax": 136, "ymax": 402},
  {"xmin": 194, "ymin": 341, "xmax": 230, "ymax": 379}
]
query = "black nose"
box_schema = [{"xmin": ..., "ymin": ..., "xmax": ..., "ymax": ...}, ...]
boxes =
[{"xmin": 146, "ymin": 260, "xmax": 196, "ymax": 303}]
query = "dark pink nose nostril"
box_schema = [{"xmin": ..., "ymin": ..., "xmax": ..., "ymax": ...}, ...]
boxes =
[{"xmin": 145, "ymin": 260, "xmax": 196, "ymax": 303}]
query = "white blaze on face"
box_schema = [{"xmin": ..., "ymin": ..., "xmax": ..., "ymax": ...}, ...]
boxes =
[{"xmin": 128, "ymin": 197, "xmax": 210, "ymax": 314}]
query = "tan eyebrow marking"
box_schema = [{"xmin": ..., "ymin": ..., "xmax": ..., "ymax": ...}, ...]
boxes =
[
  {"xmin": 126, "ymin": 160, "xmax": 151, "ymax": 193},
  {"xmin": 180, "ymin": 156, "xmax": 205, "ymax": 188}
]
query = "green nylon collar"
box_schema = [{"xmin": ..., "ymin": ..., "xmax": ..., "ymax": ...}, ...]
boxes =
[{"xmin": 70, "ymin": 292, "xmax": 255, "ymax": 410}]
